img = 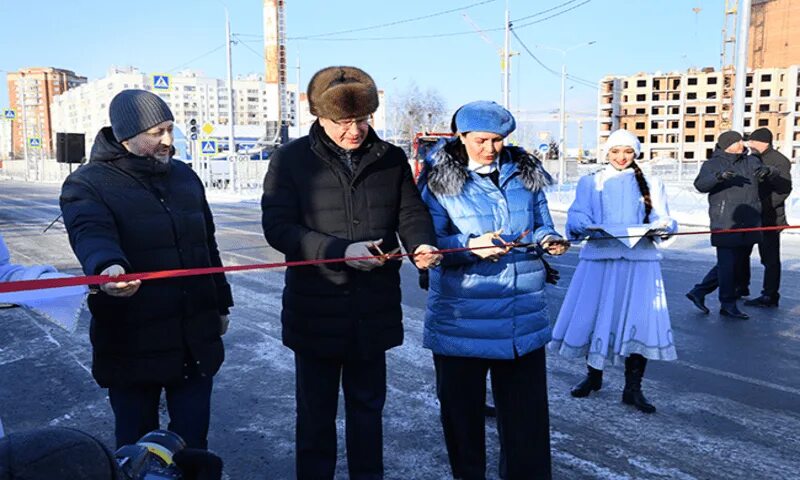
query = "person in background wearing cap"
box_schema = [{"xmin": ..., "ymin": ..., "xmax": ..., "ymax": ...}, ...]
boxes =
[
  {"xmin": 261, "ymin": 66, "xmax": 439, "ymax": 479},
  {"xmin": 686, "ymin": 130, "xmax": 773, "ymax": 319},
  {"xmin": 742, "ymin": 127, "xmax": 792, "ymax": 308},
  {"xmin": 419, "ymin": 101, "xmax": 568, "ymax": 479},
  {"xmin": 550, "ymin": 129, "xmax": 677, "ymax": 415},
  {"xmin": 60, "ymin": 90, "xmax": 233, "ymax": 450}
]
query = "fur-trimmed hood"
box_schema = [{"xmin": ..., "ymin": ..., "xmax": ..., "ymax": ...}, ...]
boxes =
[{"xmin": 425, "ymin": 139, "xmax": 552, "ymax": 196}]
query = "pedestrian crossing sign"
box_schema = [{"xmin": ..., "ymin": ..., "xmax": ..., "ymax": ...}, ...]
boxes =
[
  {"xmin": 201, "ymin": 140, "xmax": 217, "ymax": 155},
  {"xmin": 3, "ymin": 109, "xmax": 14, "ymax": 120},
  {"xmin": 28, "ymin": 137, "xmax": 41, "ymax": 148},
  {"xmin": 152, "ymin": 74, "xmax": 170, "ymax": 90}
]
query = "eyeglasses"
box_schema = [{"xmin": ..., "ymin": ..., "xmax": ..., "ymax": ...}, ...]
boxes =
[{"xmin": 333, "ymin": 116, "xmax": 371, "ymax": 128}]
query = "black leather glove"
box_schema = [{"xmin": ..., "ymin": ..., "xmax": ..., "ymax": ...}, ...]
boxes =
[
  {"xmin": 754, "ymin": 166, "xmax": 774, "ymax": 181},
  {"xmin": 716, "ymin": 170, "xmax": 736, "ymax": 181},
  {"xmin": 418, "ymin": 269, "xmax": 430, "ymax": 290},
  {"xmin": 542, "ymin": 258, "xmax": 560, "ymax": 285}
]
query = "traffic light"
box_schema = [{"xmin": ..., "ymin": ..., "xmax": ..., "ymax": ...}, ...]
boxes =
[{"xmin": 188, "ymin": 118, "xmax": 198, "ymax": 141}]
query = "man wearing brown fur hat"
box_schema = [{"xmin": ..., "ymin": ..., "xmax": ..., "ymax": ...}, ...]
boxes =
[{"xmin": 261, "ymin": 66, "xmax": 440, "ymax": 479}]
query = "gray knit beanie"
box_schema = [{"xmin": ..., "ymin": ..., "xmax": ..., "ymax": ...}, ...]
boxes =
[{"xmin": 109, "ymin": 89, "xmax": 174, "ymax": 142}]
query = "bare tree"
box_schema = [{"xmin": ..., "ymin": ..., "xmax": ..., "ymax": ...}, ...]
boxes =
[{"xmin": 389, "ymin": 82, "xmax": 449, "ymax": 148}]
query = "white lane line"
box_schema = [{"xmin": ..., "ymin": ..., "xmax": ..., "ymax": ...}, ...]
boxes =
[
  {"xmin": 674, "ymin": 360, "xmax": 800, "ymax": 396},
  {"xmin": 221, "ymin": 250, "xmax": 272, "ymax": 265},
  {"xmin": 216, "ymin": 225, "xmax": 266, "ymax": 237}
]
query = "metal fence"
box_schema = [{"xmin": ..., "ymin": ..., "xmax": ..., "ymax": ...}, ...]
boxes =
[{"xmin": 0, "ymin": 156, "xmax": 271, "ymax": 193}]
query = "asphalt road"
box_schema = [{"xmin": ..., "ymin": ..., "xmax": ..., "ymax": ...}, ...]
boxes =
[{"xmin": 0, "ymin": 179, "xmax": 798, "ymax": 479}]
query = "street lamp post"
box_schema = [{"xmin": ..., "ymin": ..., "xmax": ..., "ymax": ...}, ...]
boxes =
[{"xmin": 537, "ymin": 41, "xmax": 596, "ymax": 184}]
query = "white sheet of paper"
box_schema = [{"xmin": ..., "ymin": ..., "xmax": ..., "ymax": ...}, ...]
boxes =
[{"xmin": 586, "ymin": 224, "xmax": 655, "ymax": 248}]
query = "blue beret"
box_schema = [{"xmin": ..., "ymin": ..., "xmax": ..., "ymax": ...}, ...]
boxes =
[{"xmin": 454, "ymin": 101, "xmax": 516, "ymax": 137}]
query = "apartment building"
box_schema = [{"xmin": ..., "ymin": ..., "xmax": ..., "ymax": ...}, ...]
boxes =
[
  {"xmin": 6, "ymin": 67, "xmax": 87, "ymax": 157},
  {"xmin": 597, "ymin": 65, "xmax": 800, "ymax": 162},
  {"xmin": 51, "ymin": 67, "xmax": 298, "ymax": 156}
]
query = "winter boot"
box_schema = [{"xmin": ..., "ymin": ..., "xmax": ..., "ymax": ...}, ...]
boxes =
[
  {"xmin": 570, "ymin": 365, "xmax": 603, "ymax": 398},
  {"xmin": 622, "ymin": 354, "xmax": 656, "ymax": 414}
]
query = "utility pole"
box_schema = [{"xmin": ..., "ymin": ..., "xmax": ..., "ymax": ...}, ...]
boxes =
[
  {"xmin": 20, "ymin": 73, "xmax": 30, "ymax": 181},
  {"xmin": 503, "ymin": 4, "xmax": 511, "ymax": 109},
  {"xmin": 295, "ymin": 56, "xmax": 302, "ymax": 140},
  {"xmin": 732, "ymin": 0, "xmax": 752, "ymax": 132},
  {"xmin": 559, "ymin": 62, "xmax": 566, "ymax": 184},
  {"xmin": 577, "ymin": 119, "xmax": 583, "ymax": 164},
  {"xmin": 225, "ymin": 8, "xmax": 236, "ymax": 191}
]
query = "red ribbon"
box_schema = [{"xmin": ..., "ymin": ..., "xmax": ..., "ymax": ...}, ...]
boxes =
[{"xmin": 0, "ymin": 224, "xmax": 797, "ymax": 294}]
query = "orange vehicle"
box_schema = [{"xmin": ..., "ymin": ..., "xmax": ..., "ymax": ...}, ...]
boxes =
[{"xmin": 411, "ymin": 132, "xmax": 453, "ymax": 182}]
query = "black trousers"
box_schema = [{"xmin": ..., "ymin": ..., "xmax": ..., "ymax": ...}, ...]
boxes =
[
  {"xmin": 434, "ymin": 347, "xmax": 551, "ymax": 480},
  {"xmin": 294, "ymin": 351, "xmax": 386, "ymax": 480},
  {"xmin": 742, "ymin": 230, "xmax": 782, "ymax": 299},
  {"xmin": 692, "ymin": 246, "xmax": 752, "ymax": 307},
  {"xmin": 108, "ymin": 366, "xmax": 213, "ymax": 449}
]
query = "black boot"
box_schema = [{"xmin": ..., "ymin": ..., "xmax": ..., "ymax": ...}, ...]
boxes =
[
  {"xmin": 744, "ymin": 294, "xmax": 779, "ymax": 308},
  {"xmin": 622, "ymin": 354, "xmax": 656, "ymax": 414},
  {"xmin": 570, "ymin": 365, "xmax": 603, "ymax": 398}
]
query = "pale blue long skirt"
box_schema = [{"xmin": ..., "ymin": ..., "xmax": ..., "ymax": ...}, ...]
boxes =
[{"xmin": 549, "ymin": 258, "xmax": 677, "ymax": 370}]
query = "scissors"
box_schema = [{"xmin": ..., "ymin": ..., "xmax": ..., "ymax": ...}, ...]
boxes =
[
  {"xmin": 497, "ymin": 229, "xmax": 532, "ymax": 249},
  {"xmin": 367, "ymin": 242, "xmax": 402, "ymax": 262}
]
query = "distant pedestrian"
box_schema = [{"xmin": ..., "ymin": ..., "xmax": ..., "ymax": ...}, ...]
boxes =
[
  {"xmin": 686, "ymin": 131, "xmax": 774, "ymax": 319},
  {"xmin": 60, "ymin": 89, "xmax": 233, "ymax": 449},
  {"xmin": 742, "ymin": 127, "xmax": 792, "ymax": 308},
  {"xmin": 420, "ymin": 101, "xmax": 568, "ymax": 479},
  {"xmin": 550, "ymin": 129, "xmax": 677, "ymax": 414},
  {"xmin": 261, "ymin": 66, "xmax": 440, "ymax": 480}
]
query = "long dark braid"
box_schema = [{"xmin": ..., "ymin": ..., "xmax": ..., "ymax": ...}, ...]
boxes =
[{"xmin": 629, "ymin": 161, "xmax": 652, "ymax": 223}]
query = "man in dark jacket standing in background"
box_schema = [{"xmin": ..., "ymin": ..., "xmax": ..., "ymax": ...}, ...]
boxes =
[
  {"xmin": 261, "ymin": 66, "xmax": 440, "ymax": 480},
  {"xmin": 60, "ymin": 90, "xmax": 233, "ymax": 449},
  {"xmin": 686, "ymin": 131, "xmax": 774, "ymax": 319},
  {"xmin": 743, "ymin": 127, "xmax": 793, "ymax": 307}
]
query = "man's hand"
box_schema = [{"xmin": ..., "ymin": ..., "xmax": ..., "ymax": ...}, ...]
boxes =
[
  {"xmin": 413, "ymin": 244, "xmax": 442, "ymax": 270},
  {"xmin": 99, "ymin": 264, "xmax": 141, "ymax": 297},
  {"xmin": 468, "ymin": 230, "xmax": 510, "ymax": 261},
  {"xmin": 542, "ymin": 238, "xmax": 570, "ymax": 256},
  {"xmin": 717, "ymin": 170, "xmax": 736, "ymax": 181},
  {"xmin": 754, "ymin": 166, "xmax": 774, "ymax": 181},
  {"xmin": 345, "ymin": 239, "xmax": 386, "ymax": 271},
  {"xmin": 219, "ymin": 315, "xmax": 230, "ymax": 335}
]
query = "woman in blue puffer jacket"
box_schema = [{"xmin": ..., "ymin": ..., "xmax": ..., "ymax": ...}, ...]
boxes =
[{"xmin": 420, "ymin": 101, "xmax": 569, "ymax": 480}]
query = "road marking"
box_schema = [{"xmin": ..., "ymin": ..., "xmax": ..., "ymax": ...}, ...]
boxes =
[{"xmin": 675, "ymin": 360, "xmax": 800, "ymax": 396}]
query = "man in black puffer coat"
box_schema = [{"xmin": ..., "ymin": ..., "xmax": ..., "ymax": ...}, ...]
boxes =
[
  {"xmin": 687, "ymin": 130, "xmax": 774, "ymax": 319},
  {"xmin": 60, "ymin": 90, "xmax": 233, "ymax": 450},
  {"xmin": 261, "ymin": 66, "xmax": 439, "ymax": 480}
]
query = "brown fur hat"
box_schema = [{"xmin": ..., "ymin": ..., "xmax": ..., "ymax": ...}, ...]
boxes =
[{"xmin": 307, "ymin": 66, "xmax": 379, "ymax": 120}]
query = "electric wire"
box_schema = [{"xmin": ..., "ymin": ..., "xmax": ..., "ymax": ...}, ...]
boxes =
[
  {"xmin": 167, "ymin": 44, "xmax": 227, "ymax": 73},
  {"xmin": 291, "ymin": 0, "xmax": 498, "ymax": 40},
  {"xmin": 513, "ymin": 0, "xmax": 592, "ymax": 29},
  {"xmin": 511, "ymin": 0, "xmax": 581, "ymax": 22}
]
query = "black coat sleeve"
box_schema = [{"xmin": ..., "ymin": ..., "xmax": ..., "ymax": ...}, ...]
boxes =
[
  {"xmin": 694, "ymin": 157, "xmax": 726, "ymax": 193},
  {"xmin": 766, "ymin": 151, "xmax": 793, "ymax": 204},
  {"xmin": 59, "ymin": 172, "xmax": 131, "ymax": 276},
  {"xmin": 396, "ymin": 154, "xmax": 437, "ymax": 255},
  {"xmin": 261, "ymin": 149, "xmax": 351, "ymax": 264},
  {"xmin": 201, "ymin": 192, "xmax": 233, "ymax": 314}
]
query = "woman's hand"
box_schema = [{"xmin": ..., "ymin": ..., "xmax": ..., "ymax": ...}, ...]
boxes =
[{"xmin": 468, "ymin": 230, "xmax": 511, "ymax": 261}]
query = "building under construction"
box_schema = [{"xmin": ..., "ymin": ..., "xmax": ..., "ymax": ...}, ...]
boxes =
[
  {"xmin": 749, "ymin": 0, "xmax": 800, "ymax": 69},
  {"xmin": 598, "ymin": 0, "xmax": 800, "ymax": 162}
]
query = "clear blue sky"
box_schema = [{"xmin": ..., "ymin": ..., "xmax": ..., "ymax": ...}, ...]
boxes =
[{"xmin": 0, "ymin": 0, "xmax": 724, "ymax": 141}]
